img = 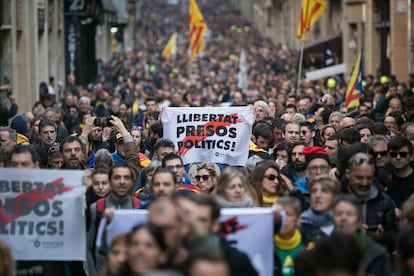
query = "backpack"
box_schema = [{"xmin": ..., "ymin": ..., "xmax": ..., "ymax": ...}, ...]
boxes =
[{"xmin": 95, "ymin": 196, "xmax": 141, "ymax": 229}]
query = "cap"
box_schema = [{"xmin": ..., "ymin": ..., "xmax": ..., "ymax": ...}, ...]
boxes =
[
  {"xmin": 327, "ymin": 78, "xmax": 336, "ymax": 88},
  {"xmin": 115, "ymin": 132, "xmax": 124, "ymax": 143},
  {"xmin": 10, "ymin": 115, "xmax": 28, "ymax": 135},
  {"xmin": 303, "ymin": 146, "xmax": 330, "ymax": 166},
  {"xmin": 380, "ymin": 76, "xmax": 390, "ymax": 84}
]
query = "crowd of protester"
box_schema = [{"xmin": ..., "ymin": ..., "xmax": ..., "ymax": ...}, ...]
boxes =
[{"xmin": 2, "ymin": 0, "xmax": 414, "ymax": 275}]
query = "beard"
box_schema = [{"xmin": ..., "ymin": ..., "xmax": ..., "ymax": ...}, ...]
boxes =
[{"xmin": 293, "ymin": 161, "xmax": 307, "ymax": 171}]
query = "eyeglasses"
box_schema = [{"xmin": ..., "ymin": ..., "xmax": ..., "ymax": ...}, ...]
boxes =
[
  {"xmin": 348, "ymin": 156, "xmax": 374, "ymax": 166},
  {"xmin": 167, "ymin": 164, "xmax": 183, "ymax": 170},
  {"xmin": 195, "ymin": 175, "xmax": 210, "ymax": 181},
  {"xmin": 343, "ymin": 124, "xmax": 355, "ymax": 129},
  {"xmin": 389, "ymin": 151, "xmax": 410, "ymax": 158},
  {"xmin": 373, "ymin": 150, "xmax": 388, "ymax": 157},
  {"xmin": 308, "ymin": 165, "xmax": 330, "ymax": 172},
  {"xmin": 263, "ymin": 174, "xmax": 279, "ymax": 181}
]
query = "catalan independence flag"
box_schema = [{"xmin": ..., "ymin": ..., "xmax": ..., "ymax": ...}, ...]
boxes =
[
  {"xmin": 189, "ymin": 0, "xmax": 208, "ymax": 60},
  {"xmin": 345, "ymin": 52, "xmax": 363, "ymax": 109},
  {"xmin": 162, "ymin": 33, "xmax": 177, "ymax": 59},
  {"xmin": 297, "ymin": 0, "xmax": 327, "ymax": 40}
]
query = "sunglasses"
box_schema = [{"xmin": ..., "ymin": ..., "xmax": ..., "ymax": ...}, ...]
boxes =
[
  {"xmin": 373, "ymin": 150, "xmax": 388, "ymax": 157},
  {"xmin": 263, "ymin": 174, "xmax": 279, "ymax": 181},
  {"xmin": 131, "ymin": 125, "xmax": 143, "ymax": 131},
  {"xmin": 195, "ymin": 175, "xmax": 210, "ymax": 181},
  {"xmin": 389, "ymin": 151, "xmax": 410, "ymax": 158},
  {"xmin": 348, "ymin": 156, "xmax": 374, "ymax": 166}
]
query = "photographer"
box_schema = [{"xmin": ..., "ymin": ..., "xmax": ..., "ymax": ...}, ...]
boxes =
[{"xmin": 0, "ymin": 84, "xmax": 18, "ymax": 126}]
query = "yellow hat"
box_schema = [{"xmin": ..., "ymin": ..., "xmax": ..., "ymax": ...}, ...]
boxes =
[
  {"xmin": 380, "ymin": 75, "xmax": 389, "ymax": 84},
  {"xmin": 327, "ymin": 78, "xmax": 336, "ymax": 88}
]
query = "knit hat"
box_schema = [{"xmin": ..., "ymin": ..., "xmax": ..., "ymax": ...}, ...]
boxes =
[
  {"xmin": 303, "ymin": 146, "xmax": 330, "ymax": 166},
  {"xmin": 10, "ymin": 115, "xmax": 28, "ymax": 135}
]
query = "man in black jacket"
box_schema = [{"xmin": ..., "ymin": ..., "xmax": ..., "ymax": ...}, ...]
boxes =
[{"xmin": 341, "ymin": 151, "xmax": 398, "ymax": 253}]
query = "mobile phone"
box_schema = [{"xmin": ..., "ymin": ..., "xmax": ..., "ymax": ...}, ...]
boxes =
[
  {"xmin": 366, "ymin": 225, "xmax": 378, "ymax": 232},
  {"xmin": 94, "ymin": 117, "xmax": 112, "ymax": 127}
]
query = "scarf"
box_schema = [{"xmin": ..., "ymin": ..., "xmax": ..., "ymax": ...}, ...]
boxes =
[
  {"xmin": 356, "ymin": 230, "xmax": 368, "ymax": 253},
  {"xmin": 215, "ymin": 195, "xmax": 254, "ymax": 208},
  {"xmin": 300, "ymin": 208, "xmax": 332, "ymax": 227},
  {"xmin": 274, "ymin": 229, "xmax": 302, "ymax": 250},
  {"xmin": 262, "ymin": 195, "xmax": 279, "ymax": 207},
  {"xmin": 17, "ymin": 133, "xmax": 30, "ymax": 145}
]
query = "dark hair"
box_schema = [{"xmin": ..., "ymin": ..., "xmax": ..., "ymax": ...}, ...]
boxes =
[
  {"xmin": 339, "ymin": 128, "xmax": 361, "ymax": 144},
  {"xmin": 249, "ymin": 160, "xmax": 284, "ymax": 205},
  {"xmin": 109, "ymin": 163, "xmax": 133, "ymax": 180},
  {"xmin": 294, "ymin": 233, "xmax": 363, "ymax": 276},
  {"xmin": 370, "ymin": 122, "xmax": 390, "ymax": 135},
  {"xmin": 153, "ymin": 139, "xmax": 175, "ymax": 155},
  {"xmin": 337, "ymin": 142, "xmax": 374, "ymax": 175},
  {"xmin": 38, "ymin": 118, "xmax": 57, "ymax": 132},
  {"xmin": 252, "ymin": 122, "xmax": 273, "ymax": 141},
  {"xmin": 388, "ymin": 136, "xmax": 413, "ymax": 154},
  {"xmin": 91, "ymin": 167, "xmax": 109, "ymax": 178},
  {"xmin": 9, "ymin": 145, "xmax": 40, "ymax": 164},
  {"xmin": 188, "ymin": 194, "xmax": 221, "ymax": 222},
  {"xmin": 161, "ymin": 153, "xmax": 183, "ymax": 167},
  {"xmin": 128, "ymin": 223, "xmax": 167, "ymax": 251},
  {"xmin": 151, "ymin": 167, "xmax": 176, "ymax": 185},
  {"xmin": 149, "ymin": 122, "xmax": 164, "ymax": 139},
  {"xmin": 398, "ymin": 224, "xmax": 414, "ymax": 261},
  {"xmin": 333, "ymin": 194, "xmax": 363, "ymax": 222},
  {"xmin": 60, "ymin": 135, "xmax": 85, "ymax": 154}
]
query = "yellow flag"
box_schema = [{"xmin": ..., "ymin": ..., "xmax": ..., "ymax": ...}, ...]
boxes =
[
  {"xmin": 297, "ymin": 0, "xmax": 326, "ymax": 40},
  {"xmin": 162, "ymin": 33, "xmax": 177, "ymax": 59},
  {"xmin": 189, "ymin": 0, "xmax": 208, "ymax": 60}
]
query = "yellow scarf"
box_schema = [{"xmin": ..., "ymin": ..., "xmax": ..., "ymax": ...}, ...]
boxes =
[
  {"xmin": 17, "ymin": 133, "xmax": 30, "ymax": 145},
  {"xmin": 274, "ymin": 229, "xmax": 302, "ymax": 250},
  {"xmin": 262, "ymin": 195, "xmax": 278, "ymax": 207}
]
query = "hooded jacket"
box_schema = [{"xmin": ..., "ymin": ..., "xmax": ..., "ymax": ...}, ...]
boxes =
[{"xmin": 340, "ymin": 176, "xmax": 398, "ymax": 253}]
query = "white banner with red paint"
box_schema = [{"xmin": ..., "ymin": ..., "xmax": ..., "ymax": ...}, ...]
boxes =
[
  {"xmin": 102, "ymin": 207, "xmax": 273, "ymax": 276},
  {"xmin": 0, "ymin": 168, "xmax": 86, "ymax": 261},
  {"xmin": 162, "ymin": 107, "xmax": 253, "ymax": 166},
  {"xmin": 220, "ymin": 208, "xmax": 273, "ymax": 276}
]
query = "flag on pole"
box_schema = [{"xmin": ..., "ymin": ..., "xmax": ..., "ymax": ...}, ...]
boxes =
[
  {"xmin": 162, "ymin": 33, "xmax": 177, "ymax": 59},
  {"xmin": 237, "ymin": 49, "xmax": 248, "ymax": 91},
  {"xmin": 189, "ymin": 0, "xmax": 208, "ymax": 60},
  {"xmin": 345, "ymin": 52, "xmax": 363, "ymax": 109},
  {"xmin": 297, "ymin": 0, "xmax": 327, "ymax": 40}
]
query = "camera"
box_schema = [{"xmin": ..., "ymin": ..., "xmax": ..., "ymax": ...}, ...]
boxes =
[{"xmin": 94, "ymin": 117, "xmax": 112, "ymax": 127}]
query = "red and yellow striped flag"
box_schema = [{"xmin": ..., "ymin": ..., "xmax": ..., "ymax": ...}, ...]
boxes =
[
  {"xmin": 345, "ymin": 52, "xmax": 363, "ymax": 109},
  {"xmin": 162, "ymin": 33, "xmax": 177, "ymax": 59},
  {"xmin": 297, "ymin": 0, "xmax": 327, "ymax": 40},
  {"xmin": 189, "ymin": 0, "xmax": 207, "ymax": 60}
]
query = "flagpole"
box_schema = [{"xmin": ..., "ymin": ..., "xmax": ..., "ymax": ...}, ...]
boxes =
[{"xmin": 297, "ymin": 41, "xmax": 305, "ymax": 92}]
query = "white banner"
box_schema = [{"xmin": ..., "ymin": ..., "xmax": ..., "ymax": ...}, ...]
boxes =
[
  {"xmin": 103, "ymin": 207, "xmax": 273, "ymax": 276},
  {"xmin": 220, "ymin": 208, "xmax": 273, "ymax": 276},
  {"xmin": 0, "ymin": 168, "xmax": 86, "ymax": 261},
  {"xmin": 162, "ymin": 107, "xmax": 253, "ymax": 166}
]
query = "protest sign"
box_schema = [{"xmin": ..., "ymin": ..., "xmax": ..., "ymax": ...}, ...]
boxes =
[
  {"xmin": 220, "ymin": 208, "xmax": 274, "ymax": 276},
  {"xmin": 103, "ymin": 207, "xmax": 273, "ymax": 276},
  {"xmin": 162, "ymin": 107, "xmax": 253, "ymax": 166},
  {"xmin": 0, "ymin": 168, "xmax": 86, "ymax": 261}
]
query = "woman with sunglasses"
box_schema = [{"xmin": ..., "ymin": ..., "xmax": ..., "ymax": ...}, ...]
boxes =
[
  {"xmin": 195, "ymin": 162, "xmax": 220, "ymax": 194},
  {"xmin": 215, "ymin": 166, "xmax": 255, "ymax": 208},
  {"xmin": 300, "ymin": 177, "xmax": 339, "ymax": 247},
  {"xmin": 250, "ymin": 160, "xmax": 286, "ymax": 207}
]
